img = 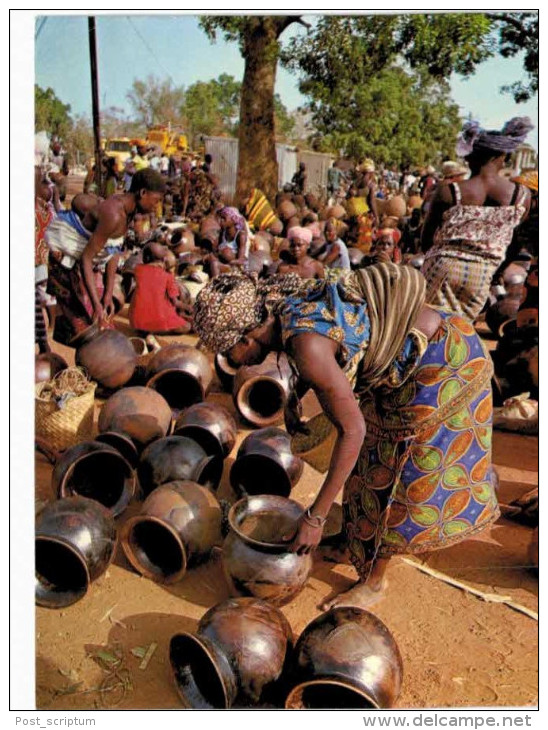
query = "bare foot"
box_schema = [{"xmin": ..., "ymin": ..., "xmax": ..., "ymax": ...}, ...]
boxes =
[
  {"xmin": 319, "ymin": 579, "xmax": 387, "ymax": 611},
  {"xmin": 317, "ymin": 543, "xmax": 352, "ymax": 565}
]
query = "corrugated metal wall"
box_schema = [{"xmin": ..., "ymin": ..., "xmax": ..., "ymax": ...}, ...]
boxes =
[
  {"xmin": 204, "ymin": 136, "xmax": 239, "ymax": 203},
  {"xmin": 276, "ymin": 144, "xmax": 298, "ymax": 189},
  {"xmin": 298, "ymin": 149, "xmax": 336, "ymax": 196}
]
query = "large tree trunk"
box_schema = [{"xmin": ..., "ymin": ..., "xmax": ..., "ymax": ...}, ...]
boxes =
[{"xmin": 235, "ymin": 20, "xmax": 280, "ymax": 205}]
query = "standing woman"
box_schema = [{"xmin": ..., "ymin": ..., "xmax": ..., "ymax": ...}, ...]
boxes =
[{"xmin": 421, "ymin": 118, "xmax": 533, "ymax": 320}]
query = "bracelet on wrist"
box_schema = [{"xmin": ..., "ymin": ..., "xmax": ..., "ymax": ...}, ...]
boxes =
[{"xmin": 303, "ymin": 507, "xmax": 327, "ymax": 528}]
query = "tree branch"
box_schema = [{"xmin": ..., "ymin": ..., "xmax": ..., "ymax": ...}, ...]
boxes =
[
  {"xmin": 485, "ymin": 12, "xmax": 530, "ymax": 34},
  {"xmin": 275, "ymin": 15, "xmax": 311, "ymax": 37}
]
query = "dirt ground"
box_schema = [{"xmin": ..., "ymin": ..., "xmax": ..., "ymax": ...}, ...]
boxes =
[{"xmin": 35, "ymin": 177, "xmax": 538, "ymax": 709}]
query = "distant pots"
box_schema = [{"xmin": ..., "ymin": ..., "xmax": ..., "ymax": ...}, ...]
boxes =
[
  {"xmin": 174, "ymin": 402, "xmax": 237, "ymax": 459},
  {"xmin": 35, "ymin": 496, "xmax": 117, "ymax": 608},
  {"xmin": 285, "ymin": 607, "xmax": 403, "ymax": 709},
  {"xmin": 146, "ymin": 344, "xmax": 213, "ymax": 411},
  {"xmin": 74, "ymin": 325, "xmax": 136, "ymax": 390},
  {"xmin": 222, "ymin": 494, "xmax": 312, "ymax": 606},
  {"xmin": 121, "ymin": 480, "xmax": 223, "ymax": 584},
  {"xmin": 232, "ymin": 352, "xmax": 291, "ymax": 428},
  {"xmin": 52, "ymin": 440, "xmax": 136, "ymax": 517},
  {"xmin": 170, "ymin": 597, "xmax": 293, "ymax": 708},
  {"xmin": 137, "ymin": 435, "xmax": 223, "ymax": 498},
  {"xmin": 98, "ymin": 386, "xmax": 173, "ymax": 451},
  {"xmin": 277, "ymin": 200, "xmax": 298, "ymax": 222},
  {"xmin": 35, "ymin": 352, "xmax": 68, "ymax": 384},
  {"xmin": 230, "ymin": 427, "xmax": 303, "ymax": 498}
]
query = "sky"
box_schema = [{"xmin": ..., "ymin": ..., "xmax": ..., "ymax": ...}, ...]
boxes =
[{"xmin": 34, "ymin": 13, "xmax": 538, "ymax": 151}]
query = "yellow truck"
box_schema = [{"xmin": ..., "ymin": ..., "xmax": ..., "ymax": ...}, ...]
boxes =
[
  {"xmin": 146, "ymin": 125, "xmax": 189, "ymax": 156},
  {"xmin": 103, "ymin": 137, "xmax": 133, "ymax": 173}
]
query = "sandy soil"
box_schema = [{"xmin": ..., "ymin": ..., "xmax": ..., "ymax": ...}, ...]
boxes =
[{"xmin": 35, "ymin": 186, "xmax": 538, "ymax": 709}]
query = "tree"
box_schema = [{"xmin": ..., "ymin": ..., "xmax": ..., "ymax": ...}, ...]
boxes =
[
  {"xmin": 35, "ymin": 85, "xmax": 73, "ymax": 139},
  {"xmin": 274, "ymin": 93, "xmax": 296, "ymax": 141},
  {"xmin": 64, "ymin": 115, "xmax": 94, "ymax": 166},
  {"xmin": 488, "ymin": 12, "xmax": 538, "ymax": 102},
  {"xmin": 183, "ymin": 74, "xmax": 242, "ymax": 145},
  {"xmin": 126, "ymin": 75, "xmax": 185, "ymax": 128}
]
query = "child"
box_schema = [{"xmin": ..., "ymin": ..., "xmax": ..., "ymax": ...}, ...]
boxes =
[
  {"xmin": 277, "ymin": 227, "xmax": 325, "ymax": 279},
  {"xmin": 323, "ymin": 218, "xmax": 351, "ymax": 269},
  {"xmin": 129, "ymin": 242, "xmax": 191, "ymax": 335}
]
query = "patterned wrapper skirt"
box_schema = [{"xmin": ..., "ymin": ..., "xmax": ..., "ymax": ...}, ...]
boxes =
[
  {"xmin": 344, "ymin": 310, "xmax": 499, "ymax": 578},
  {"xmin": 421, "ymin": 253, "xmax": 499, "ymax": 321}
]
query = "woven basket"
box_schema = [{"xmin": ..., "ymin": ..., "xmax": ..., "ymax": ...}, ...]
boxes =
[
  {"xmin": 35, "ymin": 380, "xmax": 97, "ymax": 453},
  {"xmin": 291, "ymin": 412, "xmax": 338, "ymax": 474}
]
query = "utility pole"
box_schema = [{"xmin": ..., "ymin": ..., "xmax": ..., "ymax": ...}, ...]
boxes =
[{"xmin": 88, "ymin": 17, "xmax": 102, "ymax": 193}]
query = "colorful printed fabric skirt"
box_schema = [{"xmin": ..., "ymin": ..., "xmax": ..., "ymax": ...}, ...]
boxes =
[
  {"xmin": 343, "ymin": 309, "xmax": 499, "ymax": 578},
  {"xmin": 421, "ymin": 252, "xmax": 498, "ymax": 321}
]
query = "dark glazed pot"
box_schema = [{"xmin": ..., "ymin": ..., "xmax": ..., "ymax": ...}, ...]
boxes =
[
  {"xmin": 214, "ymin": 353, "xmax": 238, "ymax": 392},
  {"xmin": 137, "ymin": 435, "xmax": 223, "ymax": 497},
  {"xmin": 230, "ymin": 427, "xmax": 303, "ymax": 498},
  {"xmin": 173, "ymin": 402, "xmax": 237, "ymax": 459},
  {"xmin": 170, "ymin": 597, "xmax": 293, "ymax": 708},
  {"xmin": 98, "ymin": 386, "xmax": 173, "ymax": 451},
  {"xmin": 232, "ymin": 352, "xmax": 292, "ymax": 428},
  {"xmin": 285, "ymin": 607, "xmax": 403, "ymax": 709},
  {"xmin": 74, "ymin": 325, "xmax": 136, "ymax": 389},
  {"xmin": 146, "ymin": 344, "xmax": 213, "ymax": 410},
  {"xmin": 222, "ymin": 495, "xmax": 312, "ymax": 606},
  {"xmin": 121, "ymin": 480, "xmax": 223, "ymax": 583},
  {"xmin": 35, "ymin": 496, "xmax": 117, "ymax": 608},
  {"xmin": 95, "ymin": 431, "xmax": 140, "ymax": 469},
  {"xmin": 52, "ymin": 440, "xmax": 136, "ymax": 517},
  {"xmin": 35, "ymin": 352, "xmax": 68, "ymax": 384}
]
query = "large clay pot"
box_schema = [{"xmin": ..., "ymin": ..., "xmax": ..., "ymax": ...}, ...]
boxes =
[
  {"xmin": 98, "ymin": 386, "xmax": 173, "ymax": 451},
  {"xmin": 382, "ymin": 195, "xmax": 406, "ymax": 219},
  {"xmin": 247, "ymin": 250, "xmax": 273, "ymax": 276},
  {"xmin": 222, "ymin": 494, "xmax": 312, "ymax": 606},
  {"xmin": 121, "ymin": 480, "xmax": 223, "ymax": 583},
  {"xmin": 74, "ymin": 325, "xmax": 136, "ymax": 389},
  {"xmin": 170, "ymin": 227, "xmax": 196, "ymax": 254},
  {"xmin": 174, "ymin": 402, "xmax": 237, "ymax": 459},
  {"xmin": 486, "ymin": 286, "xmax": 523, "ymax": 337},
  {"xmin": 285, "ymin": 607, "xmax": 403, "ymax": 709},
  {"xmin": 35, "ymin": 352, "xmax": 68, "ymax": 384},
  {"xmin": 95, "ymin": 430, "xmax": 140, "ymax": 469},
  {"xmin": 35, "ymin": 496, "xmax": 117, "ymax": 608},
  {"xmin": 232, "ymin": 351, "xmax": 292, "ymax": 428},
  {"xmin": 406, "ymin": 195, "xmax": 423, "ymax": 214},
  {"xmin": 326, "ymin": 203, "xmax": 346, "ymax": 220},
  {"xmin": 170, "ymin": 597, "xmax": 293, "ymax": 708},
  {"xmin": 137, "ymin": 435, "xmax": 223, "ymax": 497},
  {"xmin": 278, "ymin": 200, "xmax": 298, "ymax": 222},
  {"xmin": 230, "ymin": 427, "xmax": 303, "ymax": 498},
  {"xmin": 348, "ymin": 247, "xmax": 365, "ymax": 269},
  {"xmin": 146, "ymin": 344, "xmax": 212, "ymax": 411},
  {"xmin": 52, "ymin": 440, "xmax": 136, "ymax": 517},
  {"xmin": 214, "ymin": 353, "xmax": 238, "ymax": 392}
]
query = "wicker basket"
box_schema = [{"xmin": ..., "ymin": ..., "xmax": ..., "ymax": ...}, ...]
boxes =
[
  {"xmin": 35, "ymin": 379, "xmax": 97, "ymax": 453},
  {"xmin": 291, "ymin": 412, "xmax": 338, "ymax": 474}
]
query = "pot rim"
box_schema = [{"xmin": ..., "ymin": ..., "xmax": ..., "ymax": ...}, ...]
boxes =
[
  {"xmin": 227, "ymin": 494, "xmax": 303, "ymax": 550},
  {"xmin": 234, "ymin": 376, "xmax": 285, "ymax": 427},
  {"xmin": 35, "ymin": 534, "xmax": 91, "ymax": 608},
  {"xmin": 229, "ymin": 454, "xmax": 292, "ymax": 498},
  {"xmin": 215, "ymin": 353, "xmax": 238, "ymax": 377},
  {"xmin": 173, "ymin": 424, "xmax": 225, "ymax": 459},
  {"xmin": 284, "ymin": 677, "xmax": 381, "ymax": 709},
  {"xmin": 170, "ymin": 632, "xmax": 230, "ymax": 709},
  {"xmin": 146, "ymin": 368, "xmax": 207, "ymax": 402},
  {"xmin": 121, "ymin": 515, "xmax": 188, "ymax": 584},
  {"xmin": 95, "ymin": 431, "xmax": 140, "ymax": 468}
]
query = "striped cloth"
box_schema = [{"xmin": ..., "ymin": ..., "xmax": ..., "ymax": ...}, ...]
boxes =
[{"xmin": 244, "ymin": 188, "xmax": 278, "ymax": 231}]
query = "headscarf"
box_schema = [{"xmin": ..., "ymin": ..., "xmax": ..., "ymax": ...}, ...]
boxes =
[
  {"xmin": 511, "ymin": 170, "xmax": 538, "ymax": 193},
  {"xmin": 193, "ymin": 272, "xmax": 314, "ymax": 353},
  {"xmin": 219, "ymin": 206, "xmax": 246, "ymax": 232},
  {"xmin": 441, "ymin": 161, "xmax": 468, "ymax": 179},
  {"xmin": 375, "ymin": 227, "xmax": 402, "ymax": 246},
  {"xmin": 358, "ymin": 159, "xmax": 375, "ymax": 173},
  {"xmin": 456, "ymin": 117, "xmax": 534, "ymax": 157},
  {"xmin": 287, "ymin": 226, "xmax": 313, "ymax": 245}
]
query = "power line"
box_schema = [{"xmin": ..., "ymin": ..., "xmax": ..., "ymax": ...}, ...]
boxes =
[{"xmin": 126, "ymin": 16, "xmax": 177, "ymax": 86}]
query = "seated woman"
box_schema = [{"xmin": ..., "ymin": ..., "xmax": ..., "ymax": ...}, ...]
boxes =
[
  {"xmin": 365, "ymin": 227, "xmax": 402, "ymax": 265},
  {"xmin": 129, "ymin": 242, "xmax": 191, "ymax": 335},
  {"xmin": 323, "ymin": 218, "xmax": 351, "ymax": 270},
  {"xmin": 204, "ymin": 206, "xmax": 249, "ymax": 278},
  {"xmin": 278, "ymin": 227, "xmax": 325, "ymax": 279}
]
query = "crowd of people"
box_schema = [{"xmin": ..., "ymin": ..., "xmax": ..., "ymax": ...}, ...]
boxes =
[{"xmin": 34, "ymin": 116, "xmax": 538, "ymax": 608}]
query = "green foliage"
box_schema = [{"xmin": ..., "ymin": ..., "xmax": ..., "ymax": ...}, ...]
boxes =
[
  {"xmin": 126, "ymin": 75, "xmax": 185, "ymax": 128},
  {"xmin": 184, "ymin": 74, "xmax": 241, "ymax": 144},
  {"xmin": 273, "ymin": 94, "xmax": 295, "ymax": 140},
  {"xmin": 64, "ymin": 115, "xmax": 94, "ymax": 164},
  {"xmin": 35, "ymin": 85, "xmax": 73, "ymax": 139},
  {"xmin": 489, "ymin": 12, "xmax": 538, "ymax": 102}
]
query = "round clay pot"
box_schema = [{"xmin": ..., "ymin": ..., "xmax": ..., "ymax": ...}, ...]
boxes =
[
  {"xmin": 326, "ymin": 204, "xmax": 346, "ymax": 220},
  {"xmin": 285, "ymin": 607, "xmax": 403, "ymax": 709},
  {"xmin": 146, "ymin": 344, "xmax": 212, "ymax": 411},
  {"xmin": 95, "ymin": 431, "xmax": 140, "ymax": 469},
  {"xmin": 222, "ymin": 494, "xmax": 312, "ymax": 606},
  {"xmin": 129, "ymin": 337, "xmax": 148, "ymax": 358},
  {"xmin": 174, "ymin": 402, "xmax": 237, "ymax": 459},
  {"xmin": 52, "ymin": 440, "xmax": 136, "ymax": 517},
  {"xmin": 232, "ymin": 352, "xmax": 292, "ymax": 428},
  {"xmin": 98, "ymin": 386, "xmax": 173, "ymax": 451},
  {"xmin": 268, "ymin": 219, "xmax": 284, "ymax": 236},
  {"xmin": 382, "ymin": 195, "xmax": 406, "ymax": 219},
  {"xmin": 35, "ymin": 496, "xmax": 117, "ymax": 608},
  {"xmin": 230, "ymin": 427, "xmax": 303, "ymax": 498},
  {"xmin": 75, "ymin": 326, "xmax": 136, "ymax": 390},
  {"xmin": 305, "ymin": 193, "xmax": 320, "ymax": 212},
  {"xmin": 247, "ymin": 250, "xmax": 273, "ymax": 276},
  {"xmin": 170, "ymin": 597, "xmax": 293, "ymax": 708},
  {"xmin": 486, "ymin": 292, "xmax": 522, "ymax": 336},
  {"xmin": 138, "ymin": 435, "xmax": 223, "ymax": 497},
  {"xmin": 406, "ymin": 195, "xmax": 423, "ymax": 214},
  {"xmin": 278, "ymin": 200, "xmax": 298, "ymax": 222},
  {"xmin": 348, "ymin": 248, "xmax": 365, "ymax": 269},
  {"xmin": 214, "ymin": 353, "xmax": 238, "ymax": 392},
  {"xmin": 35, "ymin": 352, "xmax": 68, "ymax": 384},
  {"xmin": 121, "ymin": 480, "xmax": 223, "ymax": 583}
]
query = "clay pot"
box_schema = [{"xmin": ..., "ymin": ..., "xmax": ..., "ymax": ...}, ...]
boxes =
[
  {"xmin": 98, "ymin": 386, "xmax": 173, "ymax": 450},
  {"xmin": 222, "ymin": 494, "xmax": 312, "ymax": 606},
  {"xmin": 35, "ymin": 352, "xmax": 68, "ymax": 384},
  {"xmin": 214, "ymin": 353, "xmax": 238, "ymax": 392},
  {"xmin": 230, "ymin": 427, "xmax": 303, "ymax": 498},
  {"xmin": 174, "ymin": 402, "xmax": 237, "ymax": 459},
  {"xmin": 382, "ymin": 195, "xmax": 406, "ymax": 219},
  {"xmin": 268, "ymin": 219, "xmax": 284, "ymax": 236},
  {"xmin": 95, "ymin": 431, "xmax": 140, "ymax": 469},
  {"xmin": 326, "ymin": 203, "xmax": 346, "ymax": 220},
  {"xmin": 348, "ymin": 247, "xmax": 365, "ymax": 269},
  {"xmin": 247, "ymin": 250, "xmax": 273, "ymax": 276},
  {"xmin": 278, "ymin": 200, "xmax": 298, "ymax": 222},
  {"xmin": 170, "ymin": 597, "xmax": 293, "ymax": 708},
  {"xmin": 305, "ymin": 193, "xmax": 320, "ymax": 212},
  {"xmin": 129, "ymin": 337, "xmax": 148, "ymax": 358},
  {"xmin": 74, "ymin": 325, "xmax": 136, "ymax": 390},
  {"xmin": 146, "ymin": 344, "xmax": 212, "ymax": 411},
  {"xmin": 121, "ymin": 480, "xmax": 223, "ymax": 583},
  {"xmin": 52, "ymin": 440, "xmax": 136, "ymax": 517},
  {"xmin": 35, "ymin": 496, "xmax": 117, "ymax": 608},
  {"xmin": 406, "ymin": 195, "xmax": 423, "ymax": 214},
  {"xmin": 251, "ymin": 231, "xmax": 273, "ymax": 253},
  {"xmin": 286, "ymin": 216, "xmax": 301, "ymax": 231},
  {"xmin": 232, "ymin": 351, "xmax": 292, "ymax": 428},
  {"xmin": 137, "ymin": 435, "xmax": 223, "ymax": 497},
  {"xmin": 486, "ymin": 290, "xmax": 523, "ymax": 337},
  {"xmin": 285, "ymin": 607, "xmax": 403, "ymax": 709}
]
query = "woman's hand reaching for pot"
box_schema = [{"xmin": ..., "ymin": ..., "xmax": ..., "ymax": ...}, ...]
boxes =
[{"xmin": 284, "ymin": 513, "xmax": 324, "ymax": 555}]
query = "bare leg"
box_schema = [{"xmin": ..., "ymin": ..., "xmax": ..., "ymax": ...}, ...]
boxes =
[{"xmin": 320, "ymin": 557, "xmax": 390, "ymax": 611}]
